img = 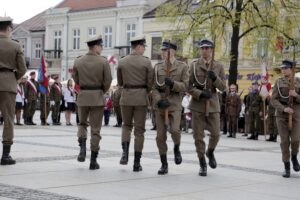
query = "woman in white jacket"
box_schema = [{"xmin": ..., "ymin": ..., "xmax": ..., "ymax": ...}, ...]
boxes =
[{"xmin": 63, "ymin": 79, "xmax": 76, "ymax": 125}]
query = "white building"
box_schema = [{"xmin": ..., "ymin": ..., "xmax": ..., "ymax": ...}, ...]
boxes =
[{"xmin": 43, "ymin": 0, "xmax": 165, "ymax": 80}]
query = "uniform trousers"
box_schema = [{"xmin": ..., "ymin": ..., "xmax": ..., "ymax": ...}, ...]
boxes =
[
  {"xmin": 121, "ymin": 105, "xmax": 147, "ymax": 152},
  {"xmin": 77, "ymin": 106, "xmax": 104, "ymax": 152},
  {"xmin": 0, "ymin": 92, "xmax": 16, "ymax": 145},
  {"xmin": 192, "ymin": 111, "xmax": 220, "ymax": 158}
]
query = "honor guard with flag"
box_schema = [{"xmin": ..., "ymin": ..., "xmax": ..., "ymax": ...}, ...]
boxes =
[
  {"xmin": 50, "ymin": 75, "xmax": 62, "ymax": 125},
  {"xmin": 72, "ymin": 35, "xmax": 112, "ymax": 170},
  {"xmin": 152, "ymin": 39, "xmax": 189, "ymax": 175},
  {"xmin": 272, "ymin": 59, "xmax": 300, "ymax": 178},
  {"xmin": 117, "ymin": 35, "xmax": 153, "ymax": 172},
  {"xmin": 0, "ymin": 16, "xmax": 26, "ymax": 165},
  {"xmin": 188, "ymin": 39, "xmax": 226, "ymax": 176},
  {"xmin": 24, "ymin": 71, "xmax": 39, "ymax": 125}
]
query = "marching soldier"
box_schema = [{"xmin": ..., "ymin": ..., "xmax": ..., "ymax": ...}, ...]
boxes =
[
  {"xmin": 271, "ymin": 59, "xmax": 300, "ymax": 178},
  {"xmin": 152, "ymin": 40, "xmax": 189, "ymax": 175},
  {"xmin": 188, "ymin": 39, "xmax": 226, "ymax": 176},
  {"xmin": 50, "ymin": 75, "xmax": 62, "ymax": 125},
  {"xmin": 225, "ymin": 84, "xmax": 241, "ymax": 138},
  {"xmin": 0, "ymin": 16, "xmax": 26, "ymax": 165},
  {"xmin": 246, "ymin": 82, "xmax": 263, "ymax": 140},
  {"xmin": 72, "ymin": 35, "xmax": 112, "ymax": 170},
  {"xmin": 266, "ymin": 94, "xmax": 278, "ymax": 142},
  {"xmin": 24, "ymin": 71, "xmax": 39, "ymax": 125},
  {"xmin": 117, "ymin": 35, "xmax": 153, "ymax": 172},
  {"xmin": 112, "ymin": 85, "xmax": 122, "ymax": 127}
]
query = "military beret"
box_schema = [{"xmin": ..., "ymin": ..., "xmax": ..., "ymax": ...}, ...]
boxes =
[
  {"xmin": 0, "ymin": 16, "xmax": 13, "ymax": 23},
  {"xmin": 130, "ymin": 35, "xmax": 146, "ymax": 46},
  {"xmin": 30, "ymin": 71, "xmax": 36, "ymax": 76},
  {"xmin": 196, "ymin": 39, "xmax": 214, "ymax": 48},
  {"xmin": 281, "ymin": 59, "xmax": 295, "ymax": 68},
  {"xmin": 86, "ymin": 35, "xmax": 103, "ymax": 46},
  {"xmin": 160, "ymin": 39, "xmax": 177, "ymax": 50}
]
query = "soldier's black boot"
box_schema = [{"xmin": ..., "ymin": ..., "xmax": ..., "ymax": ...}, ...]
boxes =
[
  {"xmin": 1, "ymin": 145, "xmax": 16, "ymax": 165},
  {"xmin": 41, "ymin": 119, "xmax": 46, "ymax": 126},
  {"xmin": 247, "ymin": 133, "xmax": 255, "ymax": 140},
  {"xmin": 120, "ymin": 142, "xmax": 129, "ymax": 165},
  {"xmin": 254, "ymin": 132, "xmax": 259, "ymax": 140},
  {"xmin": 158, "ymin": 154, "xmax": 168, "ymax": 175},
  {"xmin": 174, "ymin": 144, "xmax": 182, "ymax": 165},
  {"xmin": 291, "ymin": 155, "xmax": 300, "ymax": 172},
  {"xmin": 89, "ymin": 151, "xmax": 100, "ymax": 170},
  {"xmin": 77, "ymin": 138, "xmax": 86, "ymax": 162},
  {"xmin": 267, "ymin": 134, "xmax": 274, "ymax": 141},
  {"xmin": 133, "ymin": 152, "xmax": 142, "ymax": 172},
  {"xmin": 227, "ymin": 133, "xmax": 233, "ymax": 138},
  {"xmin": 282, "ymin": 162, "xmax": 290, "ymax": 178},
  {"xmin": 198, "ymin": 157, "xmax": 207, "ymax": 176},
  {"xmin": 206, "ymin": 148, "xmax": 217, "ymax": 169},
  {"xmin": 273, "ymin": 134, "xmax": 277, "ymax": 142}
]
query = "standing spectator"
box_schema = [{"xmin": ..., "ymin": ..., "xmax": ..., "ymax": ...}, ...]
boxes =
[
  {"xmin": 63, "ymin": 79, "xmax": 76, "ymax": 125},
  {"xmin": 103, "ymin": 92, "xmax": 112, "ymax": 126},
  {"xmin": 15, "ymin": 78, "xmax": 25, "ymax": 125},
  {"xmin": 112, "ymin": 85, "xmax": 122, "ymax": 127},
  {"xmin": 50, "ymin": 75, "xmax": 62, "ymax": 125},
  {"xmin": 181, "ymin": 92, "xmax": 192, "ymax": 133},
  {"xmin": 24, "ymin": 71, "xmax": 39, "ymax": 125},
  {"xmin": 21, "ymin": 75, "xmax": 28, "ymax": 124},
  {"xmin": 74, "ymin": 83, "xmax": 80, "ymax": 124},
  {"xmin": 40, "ymin": 79, "xmax": 50, "ymax": 126},
  {"xmin": 220, "ymin": 91, "xmax": 227, "ymax": 135}
]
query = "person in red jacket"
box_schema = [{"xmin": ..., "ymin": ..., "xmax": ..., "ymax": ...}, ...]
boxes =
[{"xmin": 104, "ymin": 92, "xmax": 113, "ymax": 126}]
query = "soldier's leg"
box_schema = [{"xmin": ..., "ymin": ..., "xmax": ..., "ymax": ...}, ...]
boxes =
[
  {"xmin": 77, "ymin": 106, "xmax": 89, "ymax": 163},
  {"xmin": 247, "ymin": 111, "xmax": 256, "ymax": 139},
  {"xmin": 120, "ymin": 106, "xmax": 133, "ymax": 165},
  {"xmin": 290, "ymin": 119, "xmax": 300, "ymax": 172},
  {"xmin": 192, "ymin": 111, "xmax": 207, "ymax": 176},
  {"xmin": 0, "ymin": 92, "xmax": 16, "ymax": 165},
  {"xmin": 155, "ymin": 111, "xmax": 167, "ymax": 155},
  {"xmin": 276, "ymin": 116, "xmax": 291, "ymax": 177},
  {"xmin": 132, "ymin": 105, "xmax": 147, "ymax": 172},
  {"xmin": 169, "ymin": 110, "xmax": 182, "ymax": 165},
  {"xmin": 232, "ymin": 115, "xmax": 237, "ymax": 138},
  {"xmin": 228, "ymin": 115, "xmax": 233, "ymax": 137},
  {"xmin": 30, "ymin": 100, "xmax": 37, "ymax": 125},
  {"xmin": 25, "ymin": 101, "xmax": 33, "ymax": 124}
]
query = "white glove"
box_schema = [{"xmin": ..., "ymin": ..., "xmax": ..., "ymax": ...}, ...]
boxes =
[
  {"xmin": 65, "ymin": 102, "xmax": 68, "ymax": 108},
  {"xmin": 50, "ymin": 101, "xmax": 55, "ymax": 106},
  {"xmin": 22, "ymin": 101, "xmax": 24, "ymax": 106},
  {"xmin": 25, "ymin": 99, "xmax": 28, "ymax": 103}
]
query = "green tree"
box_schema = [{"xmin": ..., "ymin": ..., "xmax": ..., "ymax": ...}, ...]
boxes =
[{"xmin": 156, "ymin": 0, "xmax": 300, "ymax": 85}]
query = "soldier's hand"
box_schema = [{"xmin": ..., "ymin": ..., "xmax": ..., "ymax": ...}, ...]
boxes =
[
  {"xmin": 25, "ymin": 99, "xmax": 28, "ymax": 103},
  {"xmin": 164, "ymin": 77, "xmax": 174, "ymax": 87},
  {"xmin": 207, "ymin": 70, "xmax": 217, "ymax": 81},
  {"xmin": 284, "ymin": 107, "xmax": 294, "ymax": 114},
  {"xmin": 157, "ymin": 99, "xmax": 170, "ymax": 109},
  {"xmin": 199, "ymin": 90, "xmax": 212, "ymax": 99},
  {"xmin": 50, "ymin": 101, "xmax": 55, "ymax": 106}
]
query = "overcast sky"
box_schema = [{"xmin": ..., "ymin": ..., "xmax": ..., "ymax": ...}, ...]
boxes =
[{"xmin": 1, "ymin": 0, "xmax": 63, "ymax": 24}]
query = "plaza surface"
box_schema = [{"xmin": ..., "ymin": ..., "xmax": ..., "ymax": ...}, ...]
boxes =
[{"xmin": 0, "ymin": 112, "xmax": 299, "ymax": 200}]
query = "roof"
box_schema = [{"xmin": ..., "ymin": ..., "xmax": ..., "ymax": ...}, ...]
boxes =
[
  {"xmin": 55, "ymin": 0, "xmax": 117, "ymax": 12},
  {"xmin": 143, "ymin": 0, "xmax": 172, "ymax": 19},
  {"xmin": 17, "ymin": 11, "xmax": 46, "ymax": 32}
]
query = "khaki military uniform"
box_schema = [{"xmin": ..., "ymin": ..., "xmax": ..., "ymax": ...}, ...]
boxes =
[
  {"xmin": 271, "ymin": 77, "xmax": 300, "ymax": 162},
  {"xmin": 117, "ymin": 52, "xmax": 153, "ymax": 152},
  {"xmin": 188, "ymin": 58, "xmax": 226, "ymax": 158},
  {"xmin": 72, "ymin": 51, "xmax": 112, "ymax": 152},
  {"xmin": 24, "ymin": 79, "xmax": 39, "ymax": 123},
  {"xmin": 112, "ymin": 87, "xmax": 122, "ymax": 126},
  {"xmin": 0, "ymin": 35, "xmax": 26, "ymax": 144},
  {"xmin": 40, "ymin": 88, "xmax": 50, "ymax": 124},
  {"xmin": 246, "ymin": 91, "xmax": 263, "ymax": 135},
  {"xmin": 50, "ymin": 82, "xmax": 62, "ymax": 123},
  {"xmin": 225, "ymin": 93, "xmax": 241, "ymax": 136},
  {"xmin": 267, "ymin": 97, "xmax": 277, "ymax": 136},
  {"xmin": 152, "ymin": 60, "xmax": 189, "ymax": 155}
]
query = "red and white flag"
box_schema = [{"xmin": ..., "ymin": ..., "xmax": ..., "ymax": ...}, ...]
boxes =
[
  {"xmin": 260, "ymin": 62, "xmax": 272, "ymax": 98},
  {"xmin": 107, "ymin": 55, "xmax": 117, "ymax": 65}
]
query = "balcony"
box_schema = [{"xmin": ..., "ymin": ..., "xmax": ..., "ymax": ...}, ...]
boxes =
[{"xmin": 44, "ymin": 49, "xmax": 63, "ymax": 60}]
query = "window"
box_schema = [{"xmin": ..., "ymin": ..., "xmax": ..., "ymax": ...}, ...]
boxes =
[
  {"xmin": 88, "ymin": 27, "xmax": 96, "ymax": 37},
  {"xmin": 151, "ymin": 37, "xmax": 162, "ymax": 60},
  {"xmin": 34, "ymin": 42, "xmax": 41, "ymax": 59},
  {"xmin": 104, "ymin": 26, "xmax": 112, "ymax": 48},
  {"xmin": 126, "ymin": 24, "xmax": 136, "ymax": 45},
  {"xmin": 54, "ymin": 31, "xmax": 61, "ymax": 50},
  {"xmin": 73, "ymin": 29, "xmax": 80, "ymax": 50}
]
